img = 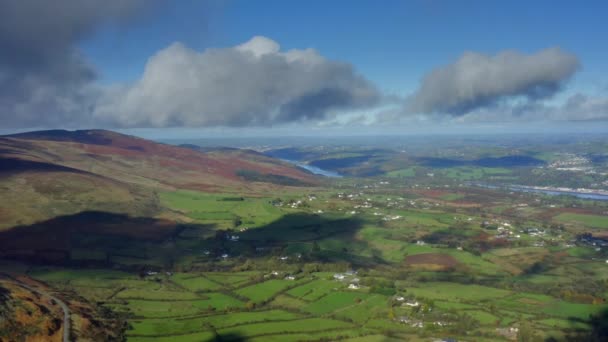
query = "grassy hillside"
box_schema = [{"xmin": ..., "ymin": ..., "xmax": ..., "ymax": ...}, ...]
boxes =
[{"xmin": 0, "ymin": 130, "xmax": 318, "ymax": 230}]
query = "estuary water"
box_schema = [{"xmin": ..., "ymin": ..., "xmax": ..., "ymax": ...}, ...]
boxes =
[
  {"xmin": 282, "ymin": 159, "xmax": 342, "ymax": 178},
  {"xmin": 473, "ymin": 183, "xmax": 608, "ymax": 201}
]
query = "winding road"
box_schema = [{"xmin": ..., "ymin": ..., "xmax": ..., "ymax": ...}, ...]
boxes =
[{"xmin": 2, "ymin": 276, "xmax": 71, "ymax": 342}]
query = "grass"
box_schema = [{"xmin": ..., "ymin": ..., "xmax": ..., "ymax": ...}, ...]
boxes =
[
  {"xmin": 217, "ymin": 318, "xmax": 353, "ymax": 338},
  {"xmin": 128, "ymin": 331, "xmax": 215, "ymax": 342},
  {"xmin": 554, "ymin": 212, "xmax": 608, "ymax": 229},
  {"xmin": 434, "ymin": 301, "xmax": 478, "ymax": 310},
  {"xmin": 122, "ymin": 293, "xmax": 244, "ymax": 318},
  {"xmin": 287, "ymin": 279, "xmax": 340, "ymax": 301},
  {"xmin": 334, "ymin": 294, "xmax": 389, "ymax": 323},
  {"xmin": 386, "ymin": 167, "xmax": 416, "ymax": 178},
  {"xmin": 236, "ymin": 279, "xmax": 302, "ymax": 303},
  {"xmin": 120, "ymin": 300, "xmax": 203, "ymax": 318},
  {"xmin": 128, "ymin": 310, "xmax": 301, "ymax": 336},
  {"xmin": 116, "ymin": 289, "xmax": 200, "ymax": 300},
  {"xmin": 440, "ymin": 193, "xmax": 465, "ymax": 201},
  {"xmin": 16, "ymin": 179, "xmax": 608, "ymax": 341},
  {"xmin": 405, "ymin": 283, "xmax": 512, "ymax": 301},
  {"xmin": 465, "ymin": 310, "xmax": 500, "ymax": 325},
  {"xmin": 170, "ymin": 274, "xmax": 222, "ymax": 292},
  {"xmin": 304, "ymin": 291, "xmax": 371, "ymax": 315},
  {"xmin": 205, "ymin": 272, "xmax": 257, "ymax": 287},
  {"xmin": 541, "ymin": 301, "xmax": 604, "ymax": 319},
  {"xmin": 160, "ymin": 190, "xmax": 285, "ymax": 228}
]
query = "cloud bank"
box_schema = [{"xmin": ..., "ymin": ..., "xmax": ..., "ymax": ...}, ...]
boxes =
[
  {"xmin": 406, "ymin": 48, "xmax": 580, "ymax": 116},
  {"xmin": 0, "ymin": 0, "xmax": 147, "ymax": 128},
  {"xmin": 93, "ymin": 36, "xmax": 380, "ymax": 127},
  {"xmin": 0, "ymin": 1, "xmax": 605, "ymax": 130}
]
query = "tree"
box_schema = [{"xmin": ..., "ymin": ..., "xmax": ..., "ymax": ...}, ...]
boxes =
[
  {"xmin": 518, "ymin": 321, "xmax": 538, "ymax": 342},
  {"xmin": 245, "ymin": 301, "xmax": 256, "ymax": 310}
]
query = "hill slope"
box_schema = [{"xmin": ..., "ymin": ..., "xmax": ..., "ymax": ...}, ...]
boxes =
[{"xmin": 0, "ymin": 129, "xmax": 317, "ymax": 230}]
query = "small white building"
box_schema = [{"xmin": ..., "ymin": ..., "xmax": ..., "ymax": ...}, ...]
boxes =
[{"xmin": 404, "ymin": 300, "xmax": 420, "ymax": 307}]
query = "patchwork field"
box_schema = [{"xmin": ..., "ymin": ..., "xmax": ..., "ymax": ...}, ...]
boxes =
[{"xmin": 4, "ymin": 162, "xmax": 608, "ymax": 341}]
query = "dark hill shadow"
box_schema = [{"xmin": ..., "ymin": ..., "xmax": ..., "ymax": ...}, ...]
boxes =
[
  {"xmin": 0, "ymin": 211, "xmax": 212, "ymax": 265},
  {"xmin": 0, "ymin": 210, "xmax": 377, "ymax": 268},
  {"xmin": 563, "ymin": 308, "xmax": 608, "ymax": 341},
  {"xmin": 205, "ymin": 332, "xmax": 248, "ymax": 342},
  {"xmin": 0, "ymin": 157, "xmax": 90, "ymax": 176}
]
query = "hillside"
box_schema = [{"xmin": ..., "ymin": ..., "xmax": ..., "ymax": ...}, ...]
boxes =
[{"xmin": 0, "ymin": 129, "xmax": 317, "ymax": 230}]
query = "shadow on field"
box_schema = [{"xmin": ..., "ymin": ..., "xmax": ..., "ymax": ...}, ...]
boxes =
[
  {"xmin": 0, "ymin": 210, "xmax": 376, "ymax": 267},
  {"xmin": 0, "ymin": 211, "xmax": 213, "ymax": 265},
  {"xmin": 563, "ymin": 308, "xmax": 608, "ymax": 342},
  {"xmin": 205, "ymin": 332, "xmax": 248, "ymax": 341}
]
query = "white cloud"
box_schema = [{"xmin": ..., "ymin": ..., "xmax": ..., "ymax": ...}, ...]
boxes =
[
  {"xmin": 406, "ymin": 47, "xmax": 580, "ymax": 116},
  {"xmin": 94, "ymin": 36, "xmax": 380, "ymax": 127}
]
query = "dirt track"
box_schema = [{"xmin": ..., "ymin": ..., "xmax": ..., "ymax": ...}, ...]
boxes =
[{"xmin": 1, "ymin": 275, "xmax": 71, "ymax": 342}]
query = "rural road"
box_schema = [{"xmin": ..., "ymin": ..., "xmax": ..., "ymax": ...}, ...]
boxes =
[{"xmin": 2, "ymin": 276, "xmax": 71, "ymax": 342}]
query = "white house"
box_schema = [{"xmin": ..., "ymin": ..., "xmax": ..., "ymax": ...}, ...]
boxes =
[{"xmin": 404, "ymin": 300, "xmax": 420, "ymax": 307}]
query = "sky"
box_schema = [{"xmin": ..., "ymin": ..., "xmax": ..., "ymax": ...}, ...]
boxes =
[{"xmin": 1, "ymin": 0, "xmax": 607, "ymax": 137}]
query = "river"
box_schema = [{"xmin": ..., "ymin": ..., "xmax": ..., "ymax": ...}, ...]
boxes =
[
  {"xmin": 472, "ymin": 183, "xmax": 608, "ymax": 201},
  {"xmin": 282, "ymin": 159, "xmax": 342, "ymax": 178}
]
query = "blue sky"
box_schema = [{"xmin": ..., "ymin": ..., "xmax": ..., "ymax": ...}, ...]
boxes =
[
  {"xmin": 1, "ymin": 0, "xmax": 607, "ymax": 135},
  {"xmin": 82, "ymin": 0, "xmax": 608, "ymax": 96}
]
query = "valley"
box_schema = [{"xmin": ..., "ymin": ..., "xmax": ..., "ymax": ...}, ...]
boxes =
[{"xmin": 1, "ymin": 131, "xmax": 607, "ymax": 341}]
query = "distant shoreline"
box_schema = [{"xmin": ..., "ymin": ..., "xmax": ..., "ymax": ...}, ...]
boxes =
[{"xmin": 472, "ymin": 183, "xmax": 608, "ymax": 201}]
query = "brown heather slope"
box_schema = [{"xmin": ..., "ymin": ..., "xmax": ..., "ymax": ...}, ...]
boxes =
[
  {"xmin": 0, "ymin": 275, "xmax": 126, "ymax": 341},
  {"xmin": 0, "ymin": 129, "xmax": 317, "ymax": 230}
]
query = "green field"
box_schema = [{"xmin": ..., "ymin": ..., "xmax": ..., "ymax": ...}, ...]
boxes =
[
  {"xmin": 554, "ymin": 212, "xmax": 608, "ymax": 228},
  {"xmin": 160, "ymin": 190, "xmax": 285, "ymax": 227},
  {"xmin": 236, "ymin": 279, "xmax": 302, "ymax": 303},
  {"xmin": 386, "ymin": 167, "xmax": 416, "ymax": 178},
  {"xmin": 16, "ymin": 181, "xmax": 608, "ymax": 341}
]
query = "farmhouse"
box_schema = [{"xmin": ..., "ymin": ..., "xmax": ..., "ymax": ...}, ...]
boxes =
[{"xmin": 404, "ymin": 300, "xmax": 420, "ymax": 307}]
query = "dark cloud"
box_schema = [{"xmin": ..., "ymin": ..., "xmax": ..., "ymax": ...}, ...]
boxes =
[
  {"xmin": 94, "ymin": 36, "xmax": 380, "ymax": 127},
  {"xmin": 406, "ymin": 48, "xmax": 580, "ymax": 116},
  {"xmin": 0, "ymin": 0, "xmax": 146, "ymax": 128}
]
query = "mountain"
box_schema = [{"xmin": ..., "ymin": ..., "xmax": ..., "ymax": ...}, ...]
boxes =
[{"xmin": 0, "ymin": 129, "xmax": 317, "ymax": 230}]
